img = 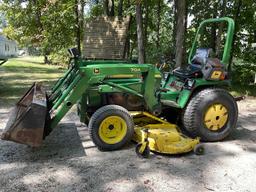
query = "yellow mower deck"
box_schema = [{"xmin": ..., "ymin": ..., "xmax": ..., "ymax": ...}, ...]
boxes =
[{"xmin": 131, "ymin": 112, "xmax": 200, "ymax": 155}]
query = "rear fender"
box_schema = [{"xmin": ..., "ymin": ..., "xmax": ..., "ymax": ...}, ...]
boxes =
[
  {"xmin": 177, "ymin": 80, "xmax": 229, "ymax": 109},
  {"xmin": 176, "ymin": 85, "xmax": 213, "ymax": 109}
]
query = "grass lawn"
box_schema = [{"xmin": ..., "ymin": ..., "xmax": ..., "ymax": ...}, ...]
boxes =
[{"xmin": 0, "ymin": 57, "xmax": 65, "ymax": 106}]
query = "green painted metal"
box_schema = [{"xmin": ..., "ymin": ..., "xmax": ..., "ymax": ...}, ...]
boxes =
[
  {"xmin": 49, "ymin": 63, "xmax": 160, "ymax": 128},
  {"xmin": 188, "ymin": 17, "xmax": 235, "ymax": 67},
  {"xmin": 51, "ymin": 67, "xmax": 73, "ymax": 93},
  {"xmin": 143, "ymin": 65, "xmax": 162, "ymax": 112},
  {"xmin": 51, "ymin": 71, "xmax": 81, "ymax": 110},
  {"xmin": 50, "ymin": 74, "xmax": 89, "ymax": 129},
  {"xmin": 49, "ymin": 67, "xmax": 78, "ymax": 103},
  {"xmin": 103, "ymin": 81, "xmax": 144, "ymax": 98},
  {"xmin": 177, "ymin": 89, "xmax": 191, "ymax": 108},
  {"xmin": 161, "ymin": 73, "xmax": 230, "ymax": 109},
  {"xmin": 176, "ymin": 80, "xmax": 230, "ymax": 109}
]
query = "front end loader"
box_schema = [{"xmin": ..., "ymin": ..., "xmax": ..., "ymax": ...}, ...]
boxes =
[{"xmin": 1, "ymin": 17, "xmax": 238, "ymax": 157}]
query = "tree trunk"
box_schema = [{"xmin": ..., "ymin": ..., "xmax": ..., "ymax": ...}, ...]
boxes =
[
  {"xmin": 104, "ymin": 0, "xmax": 115, "ymax": 16},
  {"xmin": 118, "ymin": 0, "xmax": 123, "ymax": 17},
  {"xmin": 144, "ymin": 0, "xmax": 149, "ymax": 62},
  {"xmin": 254, "ymin": 30, "xmax": 256, "ymax": 42},
  {"xmin": 230, "ymin": 0, "xmax": 242, "ymax": 64},
  {"xmin": 183, "ymin": 1, "xmax": 188, "ymax": 64},
  {"xmin": 127, "ymin": 0, "xmax": 131, "ymax": 8},
  {"xmin": 172, "ymin": 0, "xmax": 177, "ymax": 49},
  {"xmin": 109, "ymin": 0, "xmax": 115, "ymax": 16},
  {"xmin": 80, "ymin": 0, "xmax": 85, "ymax": 52},
  {"xmin": 125, "ymin": 0, "xmax": 131, "ymax": 59},
  {"xmin": 104, "ymin": 0, "xmax": 110, "ymax": 15},
  {"xmin": 136, "ymin": 3, "xmax": 145, "ymax": 64},
  {"xmin": 75, "ymin": 0, "xmax": 81, "ymax": 55},
  {"xmin": 31, "ymin": 0, "xmax": 43, "ymax": 32},
  {"xmin": 216, "ymin": 0, "xmax": 226, "ymax": 57},
  {"xmin": 210, "ymin": 1, "xmax": 218, "ymax": 53},
  {"xmin": 174, "ymin": 0, "xmax": 186, "ymax": 68},
  {"xmin": 156, "ymin": 0, "xmax": 161, "ymax": 49},
  {"xmin": 125, "ymin": 32, "xmax": 130, "ymax": 59},
  {"xmin": 44, "ymin": 55, "xmax": 50, "ymax": 64}
]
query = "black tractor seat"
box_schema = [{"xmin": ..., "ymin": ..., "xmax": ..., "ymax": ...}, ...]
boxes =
[
  {"xmin": 173, "ymin": 65, "xmax": 203, "ymax": 79},
  {"xmin": 173, "ymin": 48, "xmax": 214, "ymax": 80}
]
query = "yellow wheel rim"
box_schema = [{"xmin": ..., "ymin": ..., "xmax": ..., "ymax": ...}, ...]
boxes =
[
  {"xmin": 99, "ymin": 116, "xmax": 127, "ymax": 144},
  {"xmin": 204, "ymin": 104, "xmax": 228, "ymax": 131}
]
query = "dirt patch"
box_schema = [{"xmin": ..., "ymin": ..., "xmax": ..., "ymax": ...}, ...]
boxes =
[{"xmin": 0, "ymin": 99, "xmax": 256, "ymax": 192}]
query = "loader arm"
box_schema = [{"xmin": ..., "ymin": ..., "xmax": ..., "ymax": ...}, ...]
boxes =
[{"xmin": 49, "ymin": 63, "xmax": 161, "ymax": 130}]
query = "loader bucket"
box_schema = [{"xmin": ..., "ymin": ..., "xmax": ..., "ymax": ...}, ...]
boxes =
[{"xmin": 1, "ymin": 83, "xmax": 48, "ymax": 147}]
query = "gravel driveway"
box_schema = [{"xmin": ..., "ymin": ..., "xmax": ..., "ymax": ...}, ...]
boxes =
[{"xmin": 0, "ymin": 99, "xmax": 255, "ymax": 192}]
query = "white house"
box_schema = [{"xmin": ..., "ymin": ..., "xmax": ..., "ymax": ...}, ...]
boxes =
[{"xmin": 0, "ymin": 35, "xmax": 18, "ymax": 59}]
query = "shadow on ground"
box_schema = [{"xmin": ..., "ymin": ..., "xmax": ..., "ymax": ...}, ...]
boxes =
[
  {"xmin": 0, "ymin": 123, "xmax": 86, "ymax": 163},
  {"xmin": 0, "ymin": 108, "xmax": 255, "ymax": 192}
]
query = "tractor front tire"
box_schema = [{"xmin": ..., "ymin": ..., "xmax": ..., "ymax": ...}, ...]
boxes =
[
  {"xmin": 88, "ymin": 105, "xmax": 134, "ymax": 151},
  {"xmin": 182, "ymin": 88, "xmax": 238, "ymax": 141}
]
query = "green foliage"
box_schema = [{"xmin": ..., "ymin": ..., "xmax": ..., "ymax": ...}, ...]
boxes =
[
  {"xmin": 0, "ymin": 0, "xmax": 255, "ymax": 91},
  {"xmin": 48, "ymin": 49, "xmax": 71, "ymax": 66},
  {"xmin": 143, "ymin": 0, "xmax": 174, "ymax": 63},
  {"xmin": 88, "ymin": 3, "xmax": 104, "ymax": 16},
  {"xmin": 0, "ymin": 0, "xmax": 76, "ymax": 63},
  {"xmin": 232, "ymin": 60, "xmax": 256, "ymax": 85}
]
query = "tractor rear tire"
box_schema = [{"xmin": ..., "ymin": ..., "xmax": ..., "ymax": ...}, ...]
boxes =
[
  {"xmin": 88, "ymin": 105, "xmax": 134, "ymax": 151},
  {"xmin": 182, "ymin": 88, "xmax": 238, "ymax": 141}
]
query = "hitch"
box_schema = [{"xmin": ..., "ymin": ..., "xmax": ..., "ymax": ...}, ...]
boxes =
[{"xmin": 235, "ymin": 96, "xmax": 245, "ymax": 101}]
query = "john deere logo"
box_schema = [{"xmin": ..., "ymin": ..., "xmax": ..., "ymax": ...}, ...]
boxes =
[
  {"xmin": 94, "ymin": 68, "xmax": 100, "ymax": 74},
  {"xmin": 211, "ymin": 71, "xmax": 222, "ymax": 79},
  {"xmin": 131, "ymin": 68, "xmax": 141, "ymax": 72}
]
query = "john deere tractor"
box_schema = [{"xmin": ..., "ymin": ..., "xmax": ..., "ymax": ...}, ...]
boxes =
[{"xmin": 1, "ymin": 17, "xmax": 238, "ymax": 156}]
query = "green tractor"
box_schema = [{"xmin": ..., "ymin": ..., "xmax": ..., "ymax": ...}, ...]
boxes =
[{"xmin": 1, "ymin": 17, "xmax": 238, "ymax": 156}]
